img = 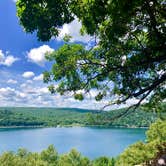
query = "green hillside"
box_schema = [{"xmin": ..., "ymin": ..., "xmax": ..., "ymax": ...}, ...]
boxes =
[{"xmin": 0, "ymin": 107, "xmax": 164, "ymax": 128}]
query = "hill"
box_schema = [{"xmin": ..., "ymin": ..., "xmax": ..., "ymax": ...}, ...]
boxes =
[{"xmin": 0, "ymin": 107, "xmax": 164, "ymax": 128}]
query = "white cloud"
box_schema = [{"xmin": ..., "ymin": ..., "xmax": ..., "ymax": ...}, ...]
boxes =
[
  {"xmin": 57, "ymin": 19, "xmax": 91, "ymax": 43},
  {"xmin": 2, "ymin": 56, "xmax": 18, "ymax": 66},
  {"xmin": 0, "ymin": 82, "xmax": 107, "ymax": 109},
  {"xmin": 18, "ymin": 92, "xmax": 27, "ymax": 98},
  {"xmin": 20, "ymin": 83, "xmax": 27, "ymax": 88},
  {"xmin": 0, "ymin": 50, "xmax": 18, "ymax": 66},
  {"xmin": 22, "ymin": 71, "xmax": 35, "ymax": 78},
  {"xmin": 26, "ymin": 80, "xmax": 33, "ymax": 84},
  {"xmin": 38, "ymin": 87, "xmax": 49, "ymax": 94},
  {"xmin": 0, "ymin": 68, "xmax": 127, "ymax": 110},
  {"xmin": 0, "ymin": 87, "xmax": 16, "ymax": 97},
  {"xmin": 27, "ymin": 45, "xmax": 54, "ymax": 66},
  {"xmin": 12, "ymin": 0, "xmax": 18, "ymax": 2},
  {"xmin": 33, "ymin": 74, "xmax": 43, "ymax": 81},
  {"xmin": 7, "ymin": 79, "xmax": 18, "ymax": 84}
]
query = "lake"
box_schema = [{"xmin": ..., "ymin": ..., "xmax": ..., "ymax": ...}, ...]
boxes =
[{"xmin": 0, "ymin": 127, "xmax": 146, "ymax": 159}]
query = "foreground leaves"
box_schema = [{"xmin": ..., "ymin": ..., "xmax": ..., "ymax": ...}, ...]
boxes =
[{"xmin": 17, "ymin": 0, "xmax": 166, "ymax": 110}]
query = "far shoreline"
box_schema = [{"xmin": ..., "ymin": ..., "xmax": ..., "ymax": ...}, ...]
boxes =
[{"xmin": 0, "ymin": 124, "xmax": 148, "ymax": 129}]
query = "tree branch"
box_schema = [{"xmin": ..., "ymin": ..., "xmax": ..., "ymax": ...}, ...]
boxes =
[
  {"xmin": 133, "ymin": 73, "xmax": 166, "ymax": 97},
  {"xmin": 108, "ymin": 89, "xmax": 153, "ymax": 121}
]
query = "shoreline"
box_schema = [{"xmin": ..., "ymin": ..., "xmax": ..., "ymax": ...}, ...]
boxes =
[{"xmin": 0, "ymin": 124, "xmax": 148, "ymax": 129}]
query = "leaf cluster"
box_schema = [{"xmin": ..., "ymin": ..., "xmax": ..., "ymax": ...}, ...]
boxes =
[{"xmin": 16, "ymin": 0, "xmax": 166, "ymax": 110}]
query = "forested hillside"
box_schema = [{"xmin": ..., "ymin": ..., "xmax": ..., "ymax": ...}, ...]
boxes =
[{"xmin": 0, "ymin": 107, "xmax": 164, "ymax": 128}]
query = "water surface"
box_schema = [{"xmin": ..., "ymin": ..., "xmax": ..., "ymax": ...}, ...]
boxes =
[{"xmin": 0, "ymin": 127, "xmax": 146, "ymax": 158}]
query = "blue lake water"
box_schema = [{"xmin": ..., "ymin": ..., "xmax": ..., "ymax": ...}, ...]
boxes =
[{"xmin": 0, "ymin": 127, "xmax": 146, "ymax": 159}]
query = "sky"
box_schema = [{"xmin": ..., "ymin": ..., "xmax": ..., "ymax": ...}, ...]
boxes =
[{"xmin": 0, "ymin": 0, "xmax": 116, "ymax": 109}]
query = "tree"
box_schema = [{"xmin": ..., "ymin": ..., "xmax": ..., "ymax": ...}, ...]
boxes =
[
  {"xmin": 58, "ymin": 149, "xmax": 91, "ymax": 166},
  {"xmin": 16, "ymin": 0, "xmax": 166, "ymax": 112},
  {"xmin": 40, "ymin": 145, "xmax": 58, "ymax": 165},
  {"xmin": 93, "ymin": 156, "xmax": 115, "ymax": 166},
  {"xmin": 116, "ymin": 119, "xmax": 166, "ymax": 165}
]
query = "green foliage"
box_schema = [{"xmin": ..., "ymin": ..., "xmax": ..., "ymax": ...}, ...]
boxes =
[
  {"xmin": 93, "ymin": 156, "xmax": 115, "ymax": 166},
  {"xmin": 16, "ymin": 0, "xmax": 74, "ymax": 41},
  {"xmin": 0, "ymin": 151, "xmax": 47, "ymax": 166},
  {"xmin": 17, "ymin": 148, "xmax": 28, "ymax": 158},
  {"xmin": 116, "ymin": 120, "xmax": 166, "ymax": 166},
  {"xmin": 63, "ymin": 34, "xmax": 72, "ymax": 43},
  {"xmin": 0, "ymin": 107, "xmax": 94, "ymax": 127},
  {"xmin": 16, "ymin": 0, "xmax": 166, "ymax": 110},
  {"xmin": 146, "ymin": 119, "xmax": 166, "ymax": 143},
  {"xmin": 116, "ymin": 142, "xmax": 153, "ymax": 166},
  {"xmin": 0, "ymin": 146, "xmax": 93, "ymax": 166},
  {"xmin": 0, "ymin": 107, "xmax": 163, "ymax": 128},
  {"xmin": 74, "ymin": 93, "xmax": 84, "ymax": 101},
  {"xmin": 40, "ymin": 145, "xmax": 58, "ymax": 165},
  {"xmin": 58, "ymin": 149, "xmax": 91, "ymax": 166}
]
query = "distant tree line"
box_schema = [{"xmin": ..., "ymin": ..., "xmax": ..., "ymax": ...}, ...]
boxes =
[{"xmin": 0, "ymin": 107, "xmax": 165, "ymax": 128}]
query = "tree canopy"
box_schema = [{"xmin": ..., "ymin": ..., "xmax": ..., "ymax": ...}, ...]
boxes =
[
  {"xmin": 117, "ymin": 119, "xmax": 166, "ymax": 165},
  {"xmin": 16, "ymin": 0, "xmax": 166, "ymax": 111}
]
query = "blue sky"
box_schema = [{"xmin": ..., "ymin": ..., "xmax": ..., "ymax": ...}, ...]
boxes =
[{"xmin": 0, "ymin": 0, "xmax": 115, "ymax": 109}]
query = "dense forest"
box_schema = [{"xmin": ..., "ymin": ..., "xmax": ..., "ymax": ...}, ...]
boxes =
[{"xmin": 0, "ymin": 107, "xmax": 165, "ymax": 128}]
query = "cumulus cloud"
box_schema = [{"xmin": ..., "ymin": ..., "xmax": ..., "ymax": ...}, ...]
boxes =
[
  {"xmin": 38, "ymin": 87, "xmax": 49, "ymax": 94},
  {"xmin": 33, "ymin": 74, "xmax": 43, "ymax": 81},
  {"xmin": 0, "ymin": 87, "xmax": 28, "ymax": 104},
  {"xmin": 22, "ymin": 71, "xmax": 35, "ymax": 78},
  {"xmin": 0, "ymin": 80, "xmax": 108, "ymax": 109},
  {"xmin": 0, "ymin": 50, "xmax": 18, "ymax": 66},
  {"xmin": 7, "ymin": 79, "xmax": 18, "ymax": 84},
  {"xmin": 27, "ymin": 45, "xmax": 54, "ymax": 66},
  {"xmin": 0, "ymin": 87, "xmax": 16, "ymax": 97},
  {"xmin": 57, "ymin": 19, "xmax": 91, "ymax": 43},
  {"xmin": 0, "ymin": 68, "xmax": 123, "ymax": 109}
]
